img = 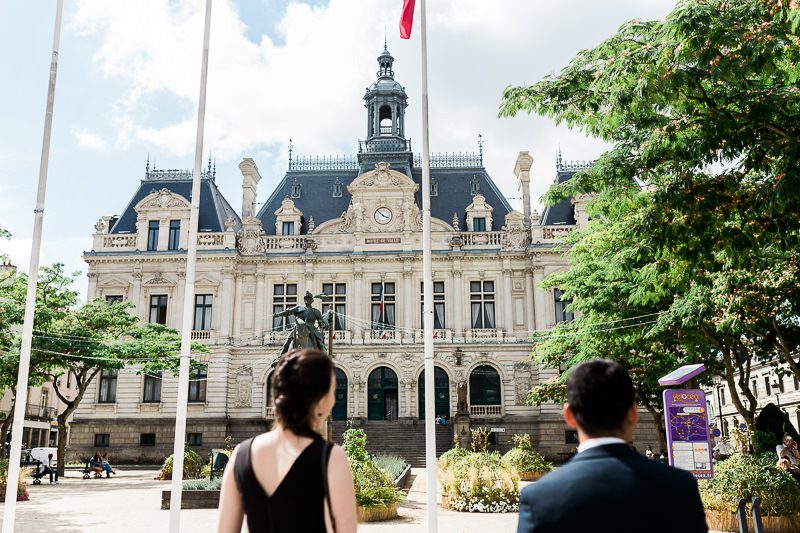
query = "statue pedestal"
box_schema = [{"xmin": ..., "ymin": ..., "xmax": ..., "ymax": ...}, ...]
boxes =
[{"xmin": 453, "ymin": 412, "xmax": 471, "ymax": 449}]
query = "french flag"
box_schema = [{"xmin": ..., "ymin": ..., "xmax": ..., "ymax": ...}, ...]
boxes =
[{"xmin": 400, "ymin": 0, "xmax": 415, "ymax": 39}]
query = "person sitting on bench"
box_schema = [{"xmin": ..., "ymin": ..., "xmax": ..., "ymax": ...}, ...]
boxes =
[
  {"xmin": 43, "ymin": 453, "xmax": 59, "ymax": 484},
  {"xmin": 90, "ymin": 452, "xmax": 114, "ymax": 477}
]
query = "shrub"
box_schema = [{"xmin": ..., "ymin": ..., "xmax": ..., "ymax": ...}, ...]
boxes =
[
  {"xmin": 343, "ymin": 428, "xmax": 404, "ymax": 510},
  {"xmin": 752, "ymin": 430, "xmax": 778, "ymax": 456},
  {"xmin": 0, "ymin": 459, "xmax": 30, "ymax": 502},
  {"xmin": 156, "ymin": 444, "xmax": 205, "ymax": 481},
  {"xmin": 503, "ymin": 434, "xmax": 553, "ymax": 475},
  {"xmin": 438, "ymin": 449, "xmax": 519, "ymax": 513},
  {"xmin": 471, "ymin": 427, "xmax": 490, "ymax": 453},
  {"xmin": 700, "ymin": 452, "xmax": 800, "ymax": 517},
  {"xmin": 182, "ymin": 477, "xmax": 222, "ymax": 491},
  {"xmin": 374, "ymin": 455, "xmax": 408, "ymax": 481}
]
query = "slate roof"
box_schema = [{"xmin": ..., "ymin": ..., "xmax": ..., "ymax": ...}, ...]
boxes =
[
  {"xmin": 109, "ymin": 176, "xmax": 241, "ymax": 234},
  {"xmin": 255, "ymin": 166, "xmax": 513, "ymax": 235},
  {"xmin": 540, "ymin": 169, "xmax": 578, "ymax": 226}
]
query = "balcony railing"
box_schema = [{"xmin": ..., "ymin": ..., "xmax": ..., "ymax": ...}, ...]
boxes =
[
  {"xmin": 102, "ymin": 234, "xmax": 137, "ymax": 249},
  {"xmin": 264, "ymin": 406, "xmax": 276, "ymax": 419},
  {"xmin": 461, "ymin": 232, "xmax": 504, "ymax": 247},
  {"xmin": 470, "ymin": 405, "xmax": 502, "ymax": 417},
  {"xmin": 26, "ymin": 405, "xmax": 56, "ymax": 420},
  {"xmin": 263, "ymin": 331, "xmax": 290, "ymax": 346},
  {"xmin": 466, "ymin": 329, "xmax": 504, "ymax": 342},
  {"xmin": 413, "ymin": 329, "xmax": 452, "ymax": 343},
  {"xmin": 332, "ymin": 330, "xmax": 352, "ymax": 343},
  {"xmin": 191, "ymin": 330, "xmax": 212, "ymax": 341},
  {"xmin": 367, "ymin": 329, "xmax": 398, "ymax": 343},
  {"xmin": 197, "ymin": 232, "xmax": 225, "ymax": 247},
  {"xmin": 541, "ymin": 226, "xmax": 576, "ymax": 241},
  {"xmin": 261, "ymin": 235, "xmax": 306, "ymax": 251}
]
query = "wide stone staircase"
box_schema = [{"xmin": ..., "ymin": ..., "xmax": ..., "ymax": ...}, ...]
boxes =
[{"xmin": 331, "ymin": 420, "xmax": 453, "ymax": 467}]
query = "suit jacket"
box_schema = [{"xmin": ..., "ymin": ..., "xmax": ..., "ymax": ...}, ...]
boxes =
[{"xmin": 517, "ymin": 444, "xmax": 708, "ymax": 533}]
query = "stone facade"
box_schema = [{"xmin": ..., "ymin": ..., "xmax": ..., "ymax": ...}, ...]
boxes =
[{"xmin": 71, "ymin": 47, "xmax": 659, "ymax": 463}]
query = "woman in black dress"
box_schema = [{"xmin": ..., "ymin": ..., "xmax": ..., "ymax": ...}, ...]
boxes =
[{"xmin": 217, "ymin": 349, "xmax": 357, "ymax": 532}]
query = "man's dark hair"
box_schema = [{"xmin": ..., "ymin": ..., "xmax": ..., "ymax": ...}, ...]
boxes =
[{"xmin": 567, "ymin": 359, "xmax": 635, "ymax": 436}]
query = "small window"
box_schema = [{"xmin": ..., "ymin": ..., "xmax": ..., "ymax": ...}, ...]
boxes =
[
  {"xmin": 147, "ymin": 220, "xmax": 159, "ymax": 251},
  {"xmin": 764, "ymin": 376, "xmax": 771, "ymax": 396},
  {"xmin": 430, "ymin": 179, "xmax": 438, "ymax": 197},
  {"xmin": 188, "ymin": 366, "xmax": 207, "ymax": 403},
  {"xmin": 105, "ymin": 295, "xmax": 124, "ymax": 304},
  {"xmin": 168, "ymin": 220, "xmax": 181, "ymax": 250},
  {"xmin": 149, "ymin": 295, "xmax": 168, "ymax": 325},
  {"xmin": 194, "ymin": 294, "xmax": 213, "ymax": 331},
  {"xmin": 143, "ymin": 372, "xmax": 162, "ymax": 403},
  {"xmin": 333, "ymin": 180, "xmax": 343, "ymax": 198},
  {"xmin": 473, "ymin": 217, "xmax": 486, "ymax": 232},
  {"xmin": 282, "ymin": 221, "xmax": 295, "ymax": 236},
  {"xmin": 291, "ymin": 183, "xmax": 302, "ymax": 198},
  {"xmin": 140, "ymin": 433, "xmax": 156, "ymax": 447},
  {"xmin": 187, "ymin": 433, "xmax": 203, "ymax": 447},
  {"xmin": 98, "ymin": 369, "xmax": 117, "ymax": 403},
  {"xmin": 470, "ymin": 177, "xmax": 480, "ymax": 195},
  {"xmin": 95, "ymin": 434, "xmax": 110, "ymax": 447},
  {"xmin": 554, "ymin": 289, "xmax": 574, "ymax": 324}
]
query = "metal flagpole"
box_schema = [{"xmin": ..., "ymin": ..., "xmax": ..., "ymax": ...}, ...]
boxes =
[
  {"xmin": 2, "ymin": 1, "xmax": 64, "ymax": 530},
  {"xmin": 169, "ymin": 0, "xmax": 212, "ymax": 530},
  {"xmin": 418, "ymin": 1, "xmax": 438, "ymax": 531}
]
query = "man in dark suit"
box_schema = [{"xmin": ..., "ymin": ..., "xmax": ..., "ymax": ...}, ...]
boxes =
[{"xmin": 517, "ymin": 359, "xmax": 708, "ymax": 533}]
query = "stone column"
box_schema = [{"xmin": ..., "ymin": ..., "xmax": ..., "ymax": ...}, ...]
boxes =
[
  {"xmin": 502, "ymin": 260, "xmax": 513, "ymax": 334},
  {"xmin": 232, "ymin": 271, "xmax": 244, "ymax": 339},
  {"xmin": 514, "ymin": 151, "xmax": 533, "ymax": 226},
  {"xmin": 524, "ymin": 267, "xmax": 536, "ymax": 334},
  {"xmin": 353, "ymin": 270, "xmax": 363, "ymax": 340},
  {"xmin": 86, "ymin": 272, "xmax": 98, "ymax": 301},
  {"xmin": 402, "ymin": 263, "xmax": 413, "ymax": 340},
  {"xmin": 157, "ymin": 218, "xmax": 169, "ymax": 250},
  {"xmin": 132, "ymin": 270, "xmax": 144, "ymax": 322},
  {"xmin": 452, "ymin": 268, "xmax": 464, "ymax": 338},
  {"xmin": 175, "ymin": 271, "xmax": 186, "ymax": 330},
  {"xmin": 532, "ymin": 266, "xmax": 547, "ymax": 330},
  {"xmin": 220, "ymin": 268, "xmax": 234, "ymax": 339},
  {"xmin": 254, "ymin": 266, "xmax": 265, "ymax": 341}
]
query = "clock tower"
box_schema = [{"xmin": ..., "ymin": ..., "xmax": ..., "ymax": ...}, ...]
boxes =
[{"xmin": 358, "ymin": 44, "xmax": 413, "ymax": 174}]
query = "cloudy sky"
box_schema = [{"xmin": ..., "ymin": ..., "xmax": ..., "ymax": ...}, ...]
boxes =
[{"xmin": 0, "ymin": 0, "xmax": 676, "ymax": 300}]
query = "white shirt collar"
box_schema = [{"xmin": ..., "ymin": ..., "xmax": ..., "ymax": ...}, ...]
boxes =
[{"xmin": 577, "ymin": 437, "xmax": 627, "ymax": 453}]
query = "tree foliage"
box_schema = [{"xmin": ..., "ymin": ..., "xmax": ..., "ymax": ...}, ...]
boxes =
[{"xmin": 500, "ymin": 0, "xmax": 800, "ymax": 429}]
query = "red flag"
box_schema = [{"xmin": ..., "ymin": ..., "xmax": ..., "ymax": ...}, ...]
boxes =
[{"xmin": 400, "ymin": 0, "xmax": 415, "ymax": 39}]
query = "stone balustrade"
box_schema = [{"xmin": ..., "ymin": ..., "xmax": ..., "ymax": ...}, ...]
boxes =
[{"xmin": 470, "ymin": 404, "xmax": 503, "ymax": 417}]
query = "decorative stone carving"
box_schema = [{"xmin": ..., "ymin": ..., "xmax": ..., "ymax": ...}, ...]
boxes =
[
  {"xmin": 235, "ymin": 367, "xmax": 254, "ymax": 407},
  {"xmin": 141, "ymin": 188, "xmax": 188, "ymax": 209},
  {"xmin": 307, "ymin": 216, "xmax": 316, "ymax": 233},
  {"xmin": 456, "ymin": 381, "xmax": 469, "ymax": 413},
  {"xmin": 451, "ymin": 212, "xmax": 460, "ymax": 231},
  {"xmin": 224, "ymin": 216, "xmax": 237, "ymax": 232},
  {"xmin": 94, "ymin": 218, "xmax": 109, "ymax": 234},
  {"xmin": 513, "ymin": 362, "xmax": 532, "ymax": 405},
  {"xmin": 502, "ymin": 211, "xmax": 529, "ymax": 250},
  {"xmin": 274, "ymin": 197, "xmax": 303, "ymax": 235},
  {"xmin": 144, "ymin": 272, "xmax": 171, "ymax": 285},
  {"xmin": 238, "ymin": 216, "xmax": 266, "ymax": 256}
]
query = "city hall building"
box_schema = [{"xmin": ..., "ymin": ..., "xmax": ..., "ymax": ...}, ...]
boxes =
[{"xmin": 71, "ymin": 46, "xmax": 653, "ymax": 463}]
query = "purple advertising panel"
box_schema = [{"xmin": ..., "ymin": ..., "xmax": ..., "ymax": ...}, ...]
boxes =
[{"xmin": 663, "ymin": 389, "xmax": 713, "ymax": 480}]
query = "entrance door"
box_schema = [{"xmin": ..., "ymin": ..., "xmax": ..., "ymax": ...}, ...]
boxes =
[
  {"xmin": 367, "ymin": 367, "xmax": 399, "ymax": 420},
  {"xmin": 332, "ymin": 368, "xmax": 348, "ymax": 421},
  {"xmin": 418, "ymin": 367, "xmax": 450, "ymax": 419}
]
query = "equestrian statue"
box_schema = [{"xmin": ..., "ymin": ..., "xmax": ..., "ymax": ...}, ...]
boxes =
[{"xmin": 275, "ymin": 291, "xmax": 330, "ymax": 354}]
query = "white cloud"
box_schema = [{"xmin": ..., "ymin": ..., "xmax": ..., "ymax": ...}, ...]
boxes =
[
  {"xmin": 69, "ymin": 0, "xmax": 677, "ymax": 210},
  {"xmin": 73, "ymin": 128, "xmax": 107, "ymax": 151}
]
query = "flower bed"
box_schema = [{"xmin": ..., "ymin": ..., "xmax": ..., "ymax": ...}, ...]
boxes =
[
  {"xmin": 502, "ymin": 434, "xmax": 552, "ymax": 482},
  {"xmin": 155, "ymin": 444, "xmax": 204, "ymax": 481},
  {"xmin": 438, "ymin": 428, "xmax": 519, "ymax": 513}
]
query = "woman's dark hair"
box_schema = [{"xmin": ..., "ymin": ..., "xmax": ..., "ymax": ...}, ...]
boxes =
[{"xmin": 272, "ymin": 349, "xmax": 334, "ymax": 437}]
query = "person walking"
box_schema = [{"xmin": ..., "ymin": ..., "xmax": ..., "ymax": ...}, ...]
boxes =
[
  {"xmin": 517, "ymin": 359, "xmax": 707, "ymax": 533},
  {"xmin": 217, "ymin": 349, "xmax": 357, "ymax": 533}
]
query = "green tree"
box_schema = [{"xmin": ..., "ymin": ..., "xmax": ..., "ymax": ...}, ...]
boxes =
[
  {"xmin": 0, "ymin": 264, "xmax": 208, "ymax": 474},
  {"xmin": 500, "ymin": 0, "xmax": 800, "ymax": 428}
]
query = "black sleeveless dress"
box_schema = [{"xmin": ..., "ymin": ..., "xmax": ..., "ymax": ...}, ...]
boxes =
[{"xmin": 234, "ymin": 434, "xmax": 332, "ymax": 532}]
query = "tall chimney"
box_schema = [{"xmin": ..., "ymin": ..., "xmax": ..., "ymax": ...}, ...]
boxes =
[
  {"xmin": 238, "ymin": 158, "xmax": 262, "ymax": 219},
  {"xmin": 514, "ymin": 151, "xmax": 533, "ymax": 227}
]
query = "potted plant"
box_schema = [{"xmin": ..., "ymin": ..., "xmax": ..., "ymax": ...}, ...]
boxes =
[
  {"xmin": 699, "ymin": 452, "xmax": 800, "ymax": 533},
  {"xmin": 343, "ymin": 428, "xmax": 404, "ymax": 522},
  {"xmin": 502, "ymin": 434, "xmax": 553, "ymax": 481}
]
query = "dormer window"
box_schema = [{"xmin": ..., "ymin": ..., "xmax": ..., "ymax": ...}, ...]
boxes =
[
  {"xmin": 430, "ymin": 179, "xmax": 438, "ymax": 197},
  {"xmin": 282, "ymin": 221, "xmax": 295, "ymax": 236},
  {"xmin": 473, "ymin": 217, "xmax": 486, "ymax": 232},
  {"xmin": 470, "ymin": 176, "xmax": 480, "ymax": 195},
  {"xmin": 333, "ymin": 180, "xmax": 343, "ymax": 198},
  {"xmin": 274, "ymin": 197, "xmax": 303, "ymax": 236},
  {"xmin": 465, "ymin": 193, "xmax": 493, "ymax": 232},
  {"xmin": 291, "ymin": 183, "xmax": 302, "ymax": 198}
]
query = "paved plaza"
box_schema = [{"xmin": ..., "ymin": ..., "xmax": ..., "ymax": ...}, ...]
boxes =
[{"xmin": 0, "ymin": 468, "xmax": 725, "ymax": 532}]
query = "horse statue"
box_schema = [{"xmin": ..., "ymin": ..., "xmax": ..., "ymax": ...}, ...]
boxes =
[{"xmin": 276, "ymin": 291, "xmax": 329, "ymax": 354}]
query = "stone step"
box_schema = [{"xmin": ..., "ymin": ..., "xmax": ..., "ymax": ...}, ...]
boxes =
[{"xmin": 331, "ymin": 421, "xmax": 453, "ymax": 467}]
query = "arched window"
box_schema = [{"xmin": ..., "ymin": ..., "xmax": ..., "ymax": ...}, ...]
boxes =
[
  {"xmin": 419, "ymin": 367, "xmax": 450, "ymax": 419},
  {"xmin": 379, "ymin": 105, "xmax": 393, "ymax": 135},
  {"xmin": 265, "ymin": 372, "xmax": 274, "ymax": 407},
  {"xmin": 469, "ymin": 365, "xmax": 501, "ymax": 406},
  {"xmin": 367, "ymin": 367, "xmax": 399, "ymax": 420},
  {"xmin": 332, "ymin": 368, "xmax": 348, "ymax": 421}
]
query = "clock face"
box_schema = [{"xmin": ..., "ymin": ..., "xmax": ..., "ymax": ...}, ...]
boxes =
[{"xmin": 374, "ymin": 207, "xmax": 393, "ymax": 225}]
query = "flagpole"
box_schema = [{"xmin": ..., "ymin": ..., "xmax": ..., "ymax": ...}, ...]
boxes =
[
  {"xmin": 169, "ymin": 0, "xmax": 212, "ymax": 530},
  {"xmin": 418, "ymin": 0, "xmax": 438, "ymax": 531},
  {"xmin": 2, "ymin": 1, "xmax": 63, "ymax": 530}
]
